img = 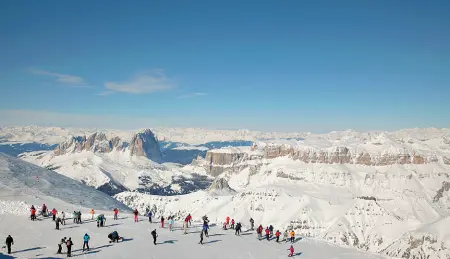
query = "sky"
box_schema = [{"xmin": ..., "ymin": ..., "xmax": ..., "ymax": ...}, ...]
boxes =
[{"xmin": 1, "ymin": 0, "xmax": 449, "ymax": 132}]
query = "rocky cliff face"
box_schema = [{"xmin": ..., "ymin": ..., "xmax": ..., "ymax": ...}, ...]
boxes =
[
  {"xmin": 203, "ymin": 148, "xmax": 262, "ymax": 176},
  {"xmin": 252, "ymin": 143, "xmax": 435, "ymax": 166},
  {"xmin": 53, "ymin": 129, "xmax": 162, "ymax": 162}
]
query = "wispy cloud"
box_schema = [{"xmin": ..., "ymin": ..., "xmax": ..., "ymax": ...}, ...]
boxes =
[
  {"xmin": 29, "ymin": 69, "xmax": 88, "ymax": 87},
  {"xmin": 94, "ymin": 91, "xmax": 114, "ymax": 96},
  {"xmin": 176, "ymin": 92, "xmax": 207, "ymax": 99},
  {"xmin": 104, "ymin": 70, "xmax": 175, "ymax": 94}
]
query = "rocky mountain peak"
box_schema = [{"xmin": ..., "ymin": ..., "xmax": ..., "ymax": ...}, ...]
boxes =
[
  {"xmin": 129, "ymin": 129, "xmax": 162, "ymax": 162},
  {"xmin": 207, "ymin": 177, "xmax": 236, "ymax": 194}
]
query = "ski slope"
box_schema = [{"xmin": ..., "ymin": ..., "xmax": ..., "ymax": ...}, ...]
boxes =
[{"xmin": 0, "ymin": 211, "xmax": 389, "ymax": 259}]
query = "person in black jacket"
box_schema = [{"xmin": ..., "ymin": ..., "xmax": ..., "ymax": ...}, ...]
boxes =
[
  {"xmin": 66, "ymin": 237, "xmax": 73, "ymax": 257},
  {"xmin": 151, "ymin": 229, "xmax": 158, "ymax": 245},
  {"xmin": 5, "ymin": 235, "xmax": 13, "ymax": 254}
]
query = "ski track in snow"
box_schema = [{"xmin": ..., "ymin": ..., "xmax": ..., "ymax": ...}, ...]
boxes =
[{"xmin": 0, "ymin": 213, "xmax": 390, "ymax": 259}]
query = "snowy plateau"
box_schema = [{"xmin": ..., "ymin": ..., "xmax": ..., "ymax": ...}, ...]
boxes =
[{"xmin": 1, "ymin": 126, "xmax": 450, "ymax": 258}]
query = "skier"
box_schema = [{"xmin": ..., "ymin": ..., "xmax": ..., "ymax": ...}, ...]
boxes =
[
  {"xmin": 90, "ymin": 209, "xmax": 95, "ymax": 220},
  {"xmin": 57, "ymin": 237, "xmax": 66, "ymax": 254},
  {"xmin": 231, "ymin": 219, "xmax": 235, "ymax": 229},
  {"xmin": 235, "ymin": 222, "xmax": 242, "ymax": 236},
  {"xmin": 275, "ymin": 230, "xmax": 281, "ymax": 242},
  {"xmin": 55, "ymin": 216, "xmax": 62, "ymax": 230},
  {"xmin": 223, "ymin": 221, "xmax": 227, "ymax": 230},
  {"xmin": 283, "ymin": 230, "xmax": 289, "ymax": 243},
  {"xmin": 82, "ymin": 233, "xmax": 90, "ymax": 252},
  {"xmin": 184, "ymin": 214, "xmax": 191, "ymax": 234},
  {"xmin": 203, "ymin": 222, "xmax": 209, "ymax": 237},
  {"xmin": 199, "ymin": 231, "xmax": 204, "ymax": 245},
  {"xmin": 249, "ymin": 218, "xmax": 255, "ymax": 230},
  {"xmin": 133, "ymin": 209, "xmax": 139, "ymax": 222},
  {"xmin": 148, "ymin": 210, "xmax": 153, "ymax": 223},
  {"xmin": 288, "ymin": 245, "xmax": 294, "ymax": 257},
  {"xmin": 52, "ymin": 208, "xmax": 57, "ymax": 221},
  {"xmin": 5, "ymin": 235, "xmax": 13, "ymax": 254},
  {"xmin": 151, "ymin": 229, "xmax": 158, "ymax": 245},
  {"xmin": 169, "ymin": 216, "xmax": 174, "ymax": 231},
  {"xmin": 269, "ymin": 225, "xmax": 274, "ymax": 237},
  {"xmin": 61, "ymin": 211, "xmax": 66, "ymax": 225},
  {"xmin": 108, "ymin": 231, "xmax": 121, "ymax": 243},
  {"xmin": 160, "ymin": 216, "xmax": 165, "ymax": 228},
  {"xmin": 186, "ymin": 213, "xmax": 192, "ymax": 226},
  {"xmin": 41, "ymin": 204, "xmax": 47, "ymax": 217},
  {"xmin": 290, "ymin": 230, "xmax": 295, "ymax": 243},
  {"xmin": 113, "ymin": 208, "xmax": 118, "ymax": 220},
  {"xmin": 265, "ymin": 227, "xmax": 270, "ymax": 241},
  {"xmin": 72, "ymin": 211, "xmax": 77, "ymax": 223},
  {"xmin": 30, "ymin": 206, "xmax": 36, "ymax": 221},
  {"xmin": 78, "ymin": 211, "xmax": 82, "ymax": 224},
  {"xmin": 225, "ymin": 216, "xmax": 230, "ymax": 228},
  {"xmin": 66, "ymin": 237, "xmax": 73, "ymax": 257},
  {"xmin": 257, "ymin": 225, "xmax": 263, "ymax": 240}
]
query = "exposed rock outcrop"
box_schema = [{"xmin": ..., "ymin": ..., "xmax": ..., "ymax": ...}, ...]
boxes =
[
  {"xmin": 53, "ymin": 129, "xmax": 162, "ymax": 162},
  {"xmin": 207, "ymin": 177, "xmax": 236, "ymax": 195},
  {"xmin": 203, "ymin": 148, "xmax": 262, "ymax": 176}
]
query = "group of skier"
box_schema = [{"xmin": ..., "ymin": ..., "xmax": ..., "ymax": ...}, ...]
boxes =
[{"xmin": 16, "ymin": 204, "xmax": 299, "ymax": 257}]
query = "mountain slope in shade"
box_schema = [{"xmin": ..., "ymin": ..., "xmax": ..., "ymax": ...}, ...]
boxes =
[{"xmin": 0, "ymin": 153, "xmax": 130, "ymax": 211}]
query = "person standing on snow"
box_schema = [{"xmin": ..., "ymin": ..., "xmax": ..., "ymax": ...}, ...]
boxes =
[
  {"xmin": 41, "ymin": 204, "xmax": 47, "ymax": 217},
  {"xmin": 225, "ymin": 216, "xmax": 230, "ymax": 228},
  {"xmin": 265, "ymin": 227, "xmax": 270, "ymax": 241},
  {"xmin": 82, "ymin": 233, "xmax": 90, "ymax": 252},
  {"xmin": 169, "ymin": 216, "xmax": 174, "ymax": 231},
  {"xmin": 90, "ymin": 209, "xmax": 95, "ymax": 220},
  {"xmin": 290, "ymin": 230, "xmax": 295, "ymax": 243},
  {"xmin": 72, "ymin": 211, "xmax": 77, "ymax": 223},
  {"xmin": 133, "ymin": 209, "xmax": 139, "ymax": 222},
  {"xmin": 61, "ymin": 211, "xmax": 66, "ymax": 225},
  {"xmin": 199, "ymin": 231, "xmax": 204, "ymax": 245},
  {"xmin": 113, "ymin": 208, "xmax": 118, "ymax": 220},
  {"xmin": 183, "ymin": 214, "xmax": 191, "ymax": 234},
  {"xmin": 52, "ymin": 208, "xmax": 57, "ymax": 221},
  {"xmin": 57, "ymin": 237, "xmax": 66, "ymax": 254},
  {"xmin": 160, "ymin": 216, "xmax": 165, "ymax": 228},
  {"xmin": 186, "ymin": 213, "xmax": 192, "ymax": 226},
  {"xmin": 56, "ymin": 216, "xmax": 62, "ymax": 230},
  {"xmin": 249, "ymin": 218, "xmax": 255, "ymax": 230},
  {"xmin": 257, "ymin": 225, "xmax": 263, "ymax": 240},
  {"xmin": 5, "ymin": 235, "xmax": 13, "ymax": 254},
  {"xmin": 151, "ymin": 229, "xmax": 158, "ymax": 245},
  {"xmin": 77, "ymin": 211, "xmax": 82, "ymax": 224},
  {"xmin": 148, "ymin": 211, "xmax": 153, "ymax": 223},
  {"xmin": 275, "ymin": 230, "xmax": 281, "ymax": 242},
  {"xmin": 283, "ymin": 230, "xmax": 289, "ymax": 243},
  {"xmin": 231, "ymin": 219, "xmax": 235, "ymax": 229},
  {"xmin": 288, "ymin": 245, "xmax": 294, "ymax": 257},
  {"xmin": 235, "ymin": 222, "xmax": 242, "ymax": 236},
  {"xmin": 203, "ymin": 222, "xmax": 209, "ymax": 237},
  {"xmin": 66, "ymin": 237, "xmax": 73, "ymax": 257},
  {"xmin": 30, "ymin": 206, "xmax": 36, "ymax": 221},
  {"xmin": 269, "ymin": 225, "xmax": 274, "ymax": 237}
]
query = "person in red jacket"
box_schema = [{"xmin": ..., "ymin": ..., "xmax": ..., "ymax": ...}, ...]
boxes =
[
  {"xmin": 113, "ymin": 208, "xmax": 118, "ymax": 220},
  {"xmin": 51, "ymin": 208, "xmax": 57, "ymax": 221},
  {"xmin": 133, "ymin": 209, "xmax": 139, "ymax": 222},
  {"xmin": 257, "ymin": 225, "xmax": 263, "ymax": 240},
  {"xmin": 30, "ymin": 207, "xmax": 36, "ymax": 221},
  {"xmin": 265, "ymin": 227, "xmax": 270, "ymax": 241},
  {"xmin": 275, "ymin": 230, "xmax": 281, "ymax": 242},
  {"xmin": 288, "ymin": 245, "xmax": 294, "ymax": 257},
  {"xmin": 231, "ymin": 219, "xmax": 235, "ymax": 229}
]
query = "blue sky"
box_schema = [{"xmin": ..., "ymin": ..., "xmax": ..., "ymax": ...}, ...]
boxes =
[{"xmin": 1, "ymin": 0, "xmax": 449, "ymax": 132}]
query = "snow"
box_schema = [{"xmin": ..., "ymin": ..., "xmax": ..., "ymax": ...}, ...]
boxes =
[{"xmin": 172, "ymin": 145, "xmax": 209, "ymax": 151}]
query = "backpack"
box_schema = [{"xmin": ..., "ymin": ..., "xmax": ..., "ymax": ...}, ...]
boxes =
[{"xmin": 66, "ymin": 240, "xmax": 71, "ymax": 246}]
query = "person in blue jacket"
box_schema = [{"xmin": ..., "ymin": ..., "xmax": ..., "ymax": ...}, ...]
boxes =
[
  {"xmin": 148, "ymin": 211, "xmax": 153, "ymax": 223},
  {"xmin": 202, "ymin": 222, "xmax": 209, "ymax": 237},
  {"xmin": 82, "ymin": 233, "xmax": 90, "ymax": 252}
]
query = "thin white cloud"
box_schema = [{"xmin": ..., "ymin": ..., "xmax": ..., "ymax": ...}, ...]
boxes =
[
  {"xmin": 176, "ymin": 92, "xmax": 207, "ymax": 99},
  {"xmin": 94, "ymin": 91, "xmax": 114, "ymax": 96},
  {"xmin": 29, "ymin": 69, "xmax": 88, "ymax": 87},
  {"xmin": 105, "ymin": 70, "xmax": 175, "ymax": 94}
]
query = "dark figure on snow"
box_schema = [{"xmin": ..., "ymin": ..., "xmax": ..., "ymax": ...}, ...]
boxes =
[
  {"xmin": 249, "ymin": 218, "xmax": 255, "ymax": 230},
  {"xmin": 83, "ymin": 233, "xmax": 90, "ymax": 252},
  {"xmin": 51, "ymin": 208, "xmax": 57, "ymax": 221},
  {"xmin": 257, "ymin": 225, "xmax": 263, "ymax": 240},
  {"xmin": 77, "ymin": 211, "xmax": 82, "ymax": 224},
  {"xmin": 57, "ymin": 237, "xmax": 66, "ymax": 254},
  {"xmin": 231, "ymin": 219, "xmax": 235, "ymax": 229},
  {"xmin": 269, "ymin": 225, "xmax": 274, "ymax": 237},
  {"xmin": 265, "ymin": 227, "xmax": 270, "ymax": 241},
  {"xmin": 148, "ymin": 211, "xmax": 153, "ymax": 223},
  {"xmin": 133, "ymin": 209, "xmax": 139, "ymax": 222},
  {"xmin": 199, "ymin": 231, "xmax": 203, "ymax": 245},
  {"xmin": 203, "ymin": 222, "xmax": 209, "ymax": 237},
  {"xmin": 56, "ymin": 217, "xmax": 62, "ymax": 230},
  {"xmin": 5, "ymin": 235, "xmax": 13, "ymax": 254},
  {"xmin": 235, "ymin": 222, "xmax": 242, "ymax": 236},
  {"xmin": 66, "ymin": 237, "xmax": 73, "ymax": 257},
  {"xmin": 108, "ymin": 231, "xmax": 121, "ymax": 243},
  {"xmin": 151, "ymin": 229, "xmax": 158, "ymax": 245},
  {"xmin": 160, "ymin": 216, "xmax": 165, "ymax": 228},
  {"xmin": 30, "ymin": 206, "xmax": 36, "ymax": 221}
]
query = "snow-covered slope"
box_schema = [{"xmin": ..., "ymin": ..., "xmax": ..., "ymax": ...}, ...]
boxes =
[{"xmin": 0, "ymin": 153, "xmax": 130, "ymax": 212}]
